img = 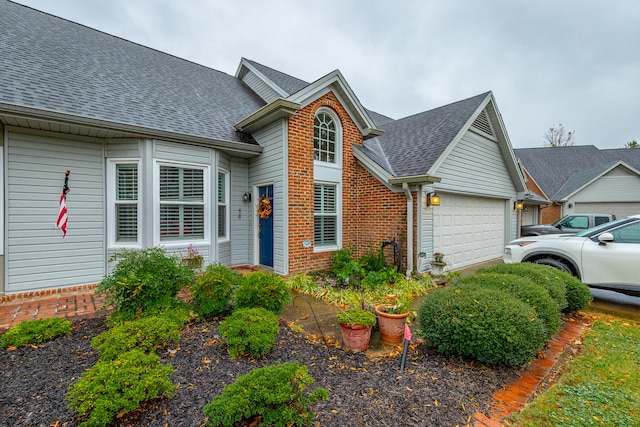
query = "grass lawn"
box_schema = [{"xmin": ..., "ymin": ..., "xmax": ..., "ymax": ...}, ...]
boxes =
[{"xmin": 509, "ymin": 315, "xmax": 640, "ymax": 427}]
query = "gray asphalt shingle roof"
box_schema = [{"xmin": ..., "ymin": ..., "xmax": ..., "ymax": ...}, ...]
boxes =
[
  {"xmin": 0, "ymin": 1, "xmax": 265, "ymax": 145},
  {"xmin": 363, "ymin": 92, "xmax": 490, "ymax": 177},
  {"xmin": 515, "ymin": 146, "xmax": 640, "ymax": 200}
]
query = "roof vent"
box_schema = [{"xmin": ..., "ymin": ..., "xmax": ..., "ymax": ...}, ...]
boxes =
[{"xmin": 471, "ymin": 110, "xmax": 494, "ymax": 137}]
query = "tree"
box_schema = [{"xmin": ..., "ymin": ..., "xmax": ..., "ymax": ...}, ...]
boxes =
[
  {"xmin": 624, "ymin": 140, "xmax": 639, "ymax": 149},
  {"xmin": 543, "ymin": 123, "xmax": 575, "ymax": 147}
]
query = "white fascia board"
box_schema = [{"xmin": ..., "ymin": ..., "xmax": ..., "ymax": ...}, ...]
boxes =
[
  {"xmin": 235, "ymin": 58, "xmax": 289, "ymax": 98},
  {"xmin": 233, "ymin": 98, "xmax": 301, "ymax": 133},
  {"xmin": 287, "ymin": 70, "xmax": 381, "ymax": 138}
]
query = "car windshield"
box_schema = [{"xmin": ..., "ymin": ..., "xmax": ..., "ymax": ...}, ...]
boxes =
[{"xmin": 574, "ymin": 217, "xmax": 636, "ymax": 238}]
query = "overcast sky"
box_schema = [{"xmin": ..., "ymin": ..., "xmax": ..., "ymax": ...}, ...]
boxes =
[{"xmin": 13, "ymin": 0, "xmax": 640, "ymax": 149}]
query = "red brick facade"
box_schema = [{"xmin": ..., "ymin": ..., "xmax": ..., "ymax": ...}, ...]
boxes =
[
  {"xmin": 523, "ymin": 169, "xmax": 562, "ymax": 223},
  {"xmin": 287, "ymin": 92, "xmax": 413, "ymax": 274}
]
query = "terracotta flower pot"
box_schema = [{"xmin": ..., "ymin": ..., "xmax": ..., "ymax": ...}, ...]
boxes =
[
  {"xmin": 339, "ymin": 324, "xmax": 373, "ymax": 351},
  {"xmin": 375, "ymin": 305, "xmax": 409, "ymax": 343}
]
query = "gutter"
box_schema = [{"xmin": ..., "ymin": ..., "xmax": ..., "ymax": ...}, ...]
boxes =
[{"xmin": 402, "ymin": 183, "xmax": 413, "ymax": 278}]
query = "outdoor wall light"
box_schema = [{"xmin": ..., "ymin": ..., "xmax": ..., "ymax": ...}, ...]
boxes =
[
  {"xmin": 426, "ymin": 192, "xmax": 440, "ymax": 207},
  {"xmin": 243, "ymin": 192, "xmax": 252, "ymax": 202},
  {"xmin": 514, "ymin": 200, "xmax": 524, "ymax": 210}
]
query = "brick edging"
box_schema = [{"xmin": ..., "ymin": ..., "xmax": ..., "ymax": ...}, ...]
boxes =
[{"xmin": 0, "ymin": 284, "xmax": 98, "ymax": 303}]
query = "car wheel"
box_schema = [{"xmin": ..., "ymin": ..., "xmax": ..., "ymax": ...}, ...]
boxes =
[{"xmin": 533, "ymin": 258, "xmax": 573, "ymax": 275}]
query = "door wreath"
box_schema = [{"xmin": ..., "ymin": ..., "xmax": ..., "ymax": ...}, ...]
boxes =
[{"xmin": 257, "ymin": 197, "xmax": 272, "ymax": 219}]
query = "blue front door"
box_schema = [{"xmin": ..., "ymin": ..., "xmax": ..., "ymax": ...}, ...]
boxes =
[{"xmin": 258, "ymin": 185, "xmax": 274, "ymax": 268}]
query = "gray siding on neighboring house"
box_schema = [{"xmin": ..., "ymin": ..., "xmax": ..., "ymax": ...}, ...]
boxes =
[
  {"xmin": 249, "ymin": 119, "xmax": 287, "ymax": 274},
  {"xmin": 6, "ymin": 129, "xmax": 105, "ymax": 292},
  {"xmin": 241, "ymin": 70, "xmax": 281, "ymax": 103},
  {"xmin": 435, "ymin": 131, "xmax": 516, "ymax": 198},
  {"xmin": 568, "ymin": 167, "xmax": 640, "ymax": 203},
  {"xmin": 231, "ymin": 157, "xmax": 251, "ymax": 266}
]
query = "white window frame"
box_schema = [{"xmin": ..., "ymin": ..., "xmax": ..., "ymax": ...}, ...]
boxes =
[
  {"xmin": 107, "ymin": 159, "xmax": 141, "ymax": 248},
  {"xmin": 313, "ymin": 181, "xmax": 341, "ymax": 252},
  {"xmin": 0, "ymin": 146, "xmax": 3, "ymax": 255},
  {"xmin": 153, "ymin": 160, "xmax": 209, "ymax": 247},
  {"xmin": 217, "ymin": 168, "xmax": 230, "ymax": 242},
  {"xmin": 313, "ymin": 108, "xmax": 342, "ymax": 169}
]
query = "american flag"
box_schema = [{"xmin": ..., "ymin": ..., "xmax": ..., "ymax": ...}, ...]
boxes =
[{"xmin": 56, "ymin": 169, "xmax": 70, "ymax": 238}]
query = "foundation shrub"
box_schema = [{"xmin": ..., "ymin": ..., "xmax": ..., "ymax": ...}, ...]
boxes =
[
  {"xmin": 0, "ymin": 317, "xmax": 72, "ymax": 348},
  {"xmin": 330, "ymin": 245, "xmax": 354, "ymax": 276},
  {"xmin": 455, "ymin": 273, "xmax": 561, "ymax": 339},
  {"xmin": 477, "ymin": 263, "xmax": 569, "ymax": 311},
  {"xmin": 91, "ymin": 316, "xmax": 180, "ymax": 361},
  {"xmin": 192, "ymin": 264, "xmax": 239, "ymax": 319},
  {"xmin": 235, "ymin": 271, "xmax": 290, "ymax": 314},
  {"xmin": 217, "ymin": 307, "xmax": 280, "ymax": 359},
  {"xmin": 554, "ymin": 269, "xmax": 593, "ymax": 312},
  {"xmin": 203, "ymin": 362, "xmax": 329, "ymax": 427},
  {"xmin": 418, "ymin": 286, "xmax": 546, "ymax": 367},
  {"xmin": 66, "ymin": 349, "xmax": 175, "ymax": 427},
  {"xmin": 96, "ymin": 247, "xmax": 195, "ymax": 321}
]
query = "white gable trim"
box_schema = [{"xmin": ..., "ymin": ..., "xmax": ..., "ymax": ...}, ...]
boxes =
[
  {"xmin": 561, "ymin": 161, "xmax": 640, "ymax": 201},
  {"xmin": 235, "ymin": 58, "xmax": 289, "ymax": 98}
]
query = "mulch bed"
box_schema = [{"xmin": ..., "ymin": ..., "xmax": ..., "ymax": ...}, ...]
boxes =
[{"xmin": 0, "ymin": 314, "xmax": 518, "ymax": 426}]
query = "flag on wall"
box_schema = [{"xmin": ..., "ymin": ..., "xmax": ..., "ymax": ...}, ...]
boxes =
[{"xmin": 55, "ymin": 169, "xmax": 71, "ymax": 238}]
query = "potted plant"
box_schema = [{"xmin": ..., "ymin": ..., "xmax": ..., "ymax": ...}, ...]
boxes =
[
  {"xmin": 375, "ymin": 294, "xmax": 411, "ymax": 343},
  {"xmin": 429, "ymin": 252, "xmax": 447, "ymax": 277},
  {"xmin": 182, "ymin": 244, "xmax": 204, "ymax": 270},
  {"xmin": 336, "ymin": 308, "xmax": 376, "ymax": 351}
]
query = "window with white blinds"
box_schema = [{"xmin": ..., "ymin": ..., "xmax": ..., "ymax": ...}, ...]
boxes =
[
  {"xmin": 218, "ymin": 170, "xmax": 229, "ymax": 240},
  {"xmin": 159, "ymin": 165, "xmax": 204, "ymax": 241},
  {"xmin": 115, "ymin": 163, "xmax": 138, "ymax": 242},
  {"xmin": 314, "ymin": 183, "xmax": 337, "ymax": 246}
]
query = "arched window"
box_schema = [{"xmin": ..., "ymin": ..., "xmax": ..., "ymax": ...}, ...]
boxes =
[{"xmin": 314, "ymin": 112, "xmax": 337, "ymax": 163}]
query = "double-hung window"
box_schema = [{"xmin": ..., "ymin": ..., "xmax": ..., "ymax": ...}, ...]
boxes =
[
  {"xmin": 109, "ymin": 161, "xmax": 139, "ymax": 246},
  {"xmin": 218, "ymin": 170, "xmax": 229, "ymax": 240},
  {"xmin": 159, "ymin": 164, "xmax": 204, "ymax": 241},
  {"xmin": 314, "ymin": 183, "xmax": 337, "ymax": 247}
]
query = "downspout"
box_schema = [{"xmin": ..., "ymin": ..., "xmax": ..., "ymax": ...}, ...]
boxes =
[{"xmin": 402, "ymin": 183, "xmax": 413, "ymax": 278}]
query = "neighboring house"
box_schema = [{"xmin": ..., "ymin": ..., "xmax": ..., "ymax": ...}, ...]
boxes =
[
  {"xmin": 516, "ymin": 145, "xmax": 640, "ymax": 224},
  {"xmin": 0, "ymin": 1, "xmax": 526, "ymax": 295}
]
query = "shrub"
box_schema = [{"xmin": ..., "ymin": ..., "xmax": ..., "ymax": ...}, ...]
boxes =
[
  {"xmin": 203, "ymin": 362, "xmax": 329, "ymax": 427},
  {"xmin": 554, "ymin": 269, "xmax": 593, "ymax": 312},
  {"xmin": 192, "ymin": 264, "xmax": 239, "ymax": 319},
  {"xmin": 66, "ymin": 350, "xmax": 175, "ymax": 427},
  {"xmin": 418, "ymin": 286, "xmax": 546, "ymax": 367},
  {"xmin": 91, "ymin": 316, "xmax": 180, "ymax": 361},
  {"xmin": 0, "ymin": 317, "xmax": 72, "ymax": 348},
  {"xmin": 331, "ymin": 245, "xmax": 354, "ymax": 276},
  {"xmin": 336, "ymin": 308, "xmax": 377, "ymax": 327},
  {"xmin": 455, "ymin": 273, "xmax": 561, "ymax": 339},
  {"xmin": 477, "ymin": 263, "xmax": 569, "ymax": 311},
  {"xmin": 96, "ymin": 247, "xmax": 195, "ymax": 320},
  {"xmin": 358, "ymin": 245, "xmax": 387, "ymax": 273},
  {"xmin": 235, "ymin": 271, "xmax": 290, "ymax": 314},
  {"xmin": 217, "ymin": 307, "xmax": 280, "ymax": 359}
]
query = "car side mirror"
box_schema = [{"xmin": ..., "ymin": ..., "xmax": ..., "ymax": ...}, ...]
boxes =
[{"xmin": 598, "ymin": 232, "xmax": 614, "ymax": 245}]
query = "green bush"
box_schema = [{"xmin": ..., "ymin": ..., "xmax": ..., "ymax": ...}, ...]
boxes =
[
  {"xmin": 203, "ymin": 362, "xmax": 329, "ymax": 427},
  {"xmin": 235, "ymin": 271, "xmax": 291, "ymax": 314},
  {"xmin": 418, "ymin": 286, "xmax": 547, "ymax": 367},
  {"xmin": 96, "ymin": 247, "xmax": 195, "ymax": 321},
  {"xmin": 554, "ymin": 269, "xmax": 593, "ymax": 312},
  {"xmin": 331, "ymin": 245, "xmax": 354, "ymax": 276},
  {"xmin": 455, "ymin": 273, "xmax": 561, "ymax": 339},
  {"xmin": 0, "ymin": 317, "xmax": 72, "ymax": 348},
  {"xmin": 217, "ymin": 307, "xmax": 280, "ymax": 359},
  {"xmin": 358, "ymin": 245, "xmax": 387, "ymax": 273},
  {"xmin": 192, "ymin": 264, "xmax": 239, "ymax": 319},
  {"xmin": 66, "ymin": 350, "xmax": 175, "ymax": 427},
  {"xmin": 91, "ymin": 316, "xmax": 180, "ymax": 361},
  {"xmin": 477, "ymin": 263, "xmax": 569, "ymax": 311},
  {"xmin": 336, "ymin": 308, "xmax": 377, "ymax": 327}
]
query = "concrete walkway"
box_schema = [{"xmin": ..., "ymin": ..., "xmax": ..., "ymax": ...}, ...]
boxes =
[{"xmin": 0, "ymin": 259, "xmax": 592, "ymax": 426}]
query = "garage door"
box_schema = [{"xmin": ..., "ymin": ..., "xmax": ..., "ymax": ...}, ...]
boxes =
[
  {"xmin": 575, "ymin": 202, "xmax": 640, "ymax": 219},
  {"xmin": 433, "ymin": 194, "xmax": 505, "ymax": 269}
]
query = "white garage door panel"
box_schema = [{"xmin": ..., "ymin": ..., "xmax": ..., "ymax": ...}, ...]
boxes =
[
  {"xmin": 434, "ymin": 195, "xmax": 505, "ymax": 269},
  {"xmin": 575, "ymin": 202, "xmax": 640, "ymax": 218}
]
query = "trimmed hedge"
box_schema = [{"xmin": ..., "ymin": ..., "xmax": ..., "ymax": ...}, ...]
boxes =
[
  {"xmin": 418, "ymin": 286, "xmax": 547, "ymax": 367},
  {"xmin": 477, "ymin": 263, "xmax": 569, "ymax": 311},
  {"xmin": 0, "ymin": 317, "xmax": 72, "ymax": 348},
  {"xmin": 192, "ymin": 264, "xmax": 240, "ymax": 319},
  {"xmin": 455, "ymin": 273, "xmax": 561, "ymax": 339},
  {"xmin": 235, "ymin": 271, "xmax": 291, "ymax": 314},
  {"xmin": 217, "ymin": 307, "xmax": 280, "ymax": 359}
]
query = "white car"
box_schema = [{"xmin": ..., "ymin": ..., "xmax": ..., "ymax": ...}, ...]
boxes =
[{"xmin": 504, "ymin": 215, "xmax": 640, "ymax": 296}]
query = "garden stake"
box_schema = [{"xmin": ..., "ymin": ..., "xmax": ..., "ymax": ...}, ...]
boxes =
[
  {"xmin": 292, "ymin": 295, "xmax": 330, "ymax": 354},
  {"xmin": 400, "ymin": 323, "xmax": 412, "ymax": 371}
]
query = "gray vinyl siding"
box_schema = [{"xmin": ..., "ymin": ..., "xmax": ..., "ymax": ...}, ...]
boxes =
[
  {"xmin": 231, "ymin": 157, "xmax": 251, "ymax": 266},
  {"xmin": 6, "ymin": 129, "xmax": 105, "ymax": 292},
  {"xmin": 241, "ymin": 70, "xmax": 281, "ymax": 103},
  {"xmin": 574, "ymin": 202, "xmax": 639, "ymax": 218},
  {"xmin": 249, "ymin": 119, "xmax": 287, "ymax": 274},
  {"xmin": 569, "ymin": 167, "xmax": 640, "ymax": 203},
  {"xmin": 105, "ymin": 139, "xmax": 141, "ymax": 158},
  {"xmin": 434, "ymin": 131, "xmax": 516, "ymax": 198}
]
